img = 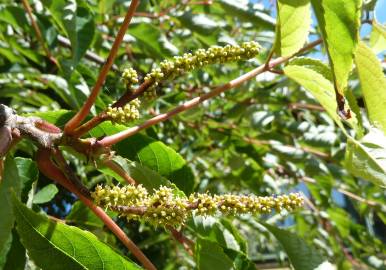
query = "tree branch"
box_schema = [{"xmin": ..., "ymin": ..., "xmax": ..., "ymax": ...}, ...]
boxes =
[
  {"xmin": 99, "ymin": 39, "xmax": 322, "ymax": 147},
  {"xmin": 64, "ymin": 0, "xmax": 140, "ymax": 135}
]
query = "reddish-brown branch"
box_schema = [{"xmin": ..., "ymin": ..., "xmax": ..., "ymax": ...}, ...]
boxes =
[
  {"xmin": 71, "ymin": 79, "xmax": 154, "ymax": 138},
  {"xmin": 71, "ymin": 113, "xmax": 109, "ymax": 138},
  {"xmin": 36, "ymin": 148, "xmax": 157, "ymax": 270},
  {"xmin": 21, "ymin": 0, "xmax": 58, "ymax": 66},
  {"xmin": 98, "ymin": 39, "xmax": 322, "ymax": 146},
  {"xmin": 113, "ymin": 80, "xmax": 153, "ymax": 108},
  {"xmin": 98, "ymin": 60, "xmax": 281, "ymax": 146},
  {"xmin": 64, "ymin": 0, "xmax": 140, "ymax": 135}
]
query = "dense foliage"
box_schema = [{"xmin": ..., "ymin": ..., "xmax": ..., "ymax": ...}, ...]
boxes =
[{"xmin": 0, "ymin": 0, "xmax": 385, "ymax": 269}]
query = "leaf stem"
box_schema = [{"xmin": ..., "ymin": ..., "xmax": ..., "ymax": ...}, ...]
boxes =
[{"xmin": 64, "ymin": 0, "xmax": 140, "ymax": 135}]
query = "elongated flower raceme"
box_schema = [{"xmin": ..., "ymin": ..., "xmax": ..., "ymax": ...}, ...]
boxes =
[
  {"xmin": 142, "ymin": 41, "xmax": 261, "ymax": 98},
  {"xmin": 91, "ymin": 185, "xmax": 303, "ymax": 227}
]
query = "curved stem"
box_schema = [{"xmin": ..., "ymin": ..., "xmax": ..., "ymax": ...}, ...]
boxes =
[
  {"xmin": 64, "ymin": 0, "xmax": 140, "ymax": 135},
  {"xmin": 36, "ymin": 148, "xmax": 157, "ymax": 270}
]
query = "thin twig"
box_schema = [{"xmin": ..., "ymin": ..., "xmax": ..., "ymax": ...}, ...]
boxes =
[
  {"xmin": 99, "ymin": 39, "xmax": 322, "ymax": 147},
  {"xmin": 288, "ymin": 102, "xmax": 325, "ymax": 111},
  {"xmin": 21, "ymin": 0, "xmax": 58, "ymax": 65},
  {"xmin": 64, "ymin": 0, "xmax": 140, "ymax": 135}
]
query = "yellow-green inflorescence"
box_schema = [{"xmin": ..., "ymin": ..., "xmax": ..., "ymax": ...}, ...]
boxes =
[
  {"xmin": 105, "ymin": 67, "xmax": 141, "ymax": 124},
  {"xmin": 106, "ymin": 98, "xmax": 141, "ymax": 124},
  {"xmin": 143, "ymin": 41, "xmax": 261, "ymax": 99},
  {"xmin": 91, "ymin": 184, "xmax": 303, "ymax": 228},
  {"xmin": 122, "ymin": 67, "xmax": 139, "ymax": 90}
]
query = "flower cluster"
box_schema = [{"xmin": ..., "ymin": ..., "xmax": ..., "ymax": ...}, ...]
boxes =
[
  {"xmin": 91, "ymin": 184, "xmax": 303, "ymax": 228},
  {"xmin": 92, "ymin": 184, "xmax": 148, "ymax": 206},
  {"xmin": 106, "ymin": 98, "xmax": 141, "ymax": 124},
  {"xmin": 122, "ymin": 67, "xmax": 139, "ymax": 90},
  {"xmin": 142, "ymin": 41, "xmax": 261, "ymax": 99}
]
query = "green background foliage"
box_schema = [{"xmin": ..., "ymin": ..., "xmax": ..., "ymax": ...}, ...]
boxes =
[{"xmin": 0, "ymin": 0, "xmax": 385, "ymax": 269}]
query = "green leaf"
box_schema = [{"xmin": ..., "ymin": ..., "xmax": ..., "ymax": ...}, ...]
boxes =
[
  {"xmin": 116, "ymin": 134, "xmax": 195, "ymax": 194},
  {"xmin": 354, "ymin": 42, "xmax": 386, "ymax": 134},
  {"xmin": 217, "ymin": 0, "xmax": 275, "ymax": 30},
  {"xmin": 15, "ymin": 157, "xmax": 39, "ymax": 202},
  {"xmin": 275, "ymin": 0, "xmax": 311, "ymax": 56},
  {"xmin": 91, "ymin": 122, "xmax": 195, "ymax": 194},
  {"xmin": 0, "ymin": 5, "xmax": 29, "ymax": 31},
  {"xmin": 284, "ymin": 59, "xmax": 345, "ymax": 130},
  {"xmin": 66, "ymin": 201, "xmax": 104, "ymax": 229},
  {"xmin": 311, "ymin": 0, "xmax": 362, "ymax": 95},
  {"xmin": 97, "ymin": 157, "xmax": 170, "ymax": 190},
  {"xmin": 345, "ymin": 128, "xmax": 386, "ymax": 187},
  {"xmin": 129, "ymin": 21, "xmax": 178, "ymax": 59},
  {"xmin": 0, "ymin": 158, "xmax": 21, "ymax": 265},
  {"xmin": 0, "ymin": 235, "xmax": 12, "ymax": 269},
  {"xmin": 370, "ymin": 20, "xmax": 386, "ymax": 54},
  {"xmin": 3, "ymin": 229, "xmax": 26, "ymax": 270},
  {"xmin": 12, "ymin": 195, "xmax": 142, "ymax": 270},
  {"xmin": 196, "ymin": 238, "xmax": 234, "ymax": 270},
  {"xmin": 263, "ymin": 223, "xmax": 327, "ymax": 270},
  {"xmin": 27, "ymin": 109, "xmax": 74, "ymax": 128},
  {"xmin": 125, "ymin": 161, "xmax": 170, "ymax": 191},
  {"xmin": 14, "ymin": 158, "xmax": 39, "ymax": 187},
  {"xmin": 43, "ymin": 0, "xmax": 95, "ymax": 67},
  {"xmin": 220, "ymin": 219, "xmax": 248, "ymax": 254},
  {"xmin": 32, "ymin": 184, "xmax": 59, "ymax": 204}
]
